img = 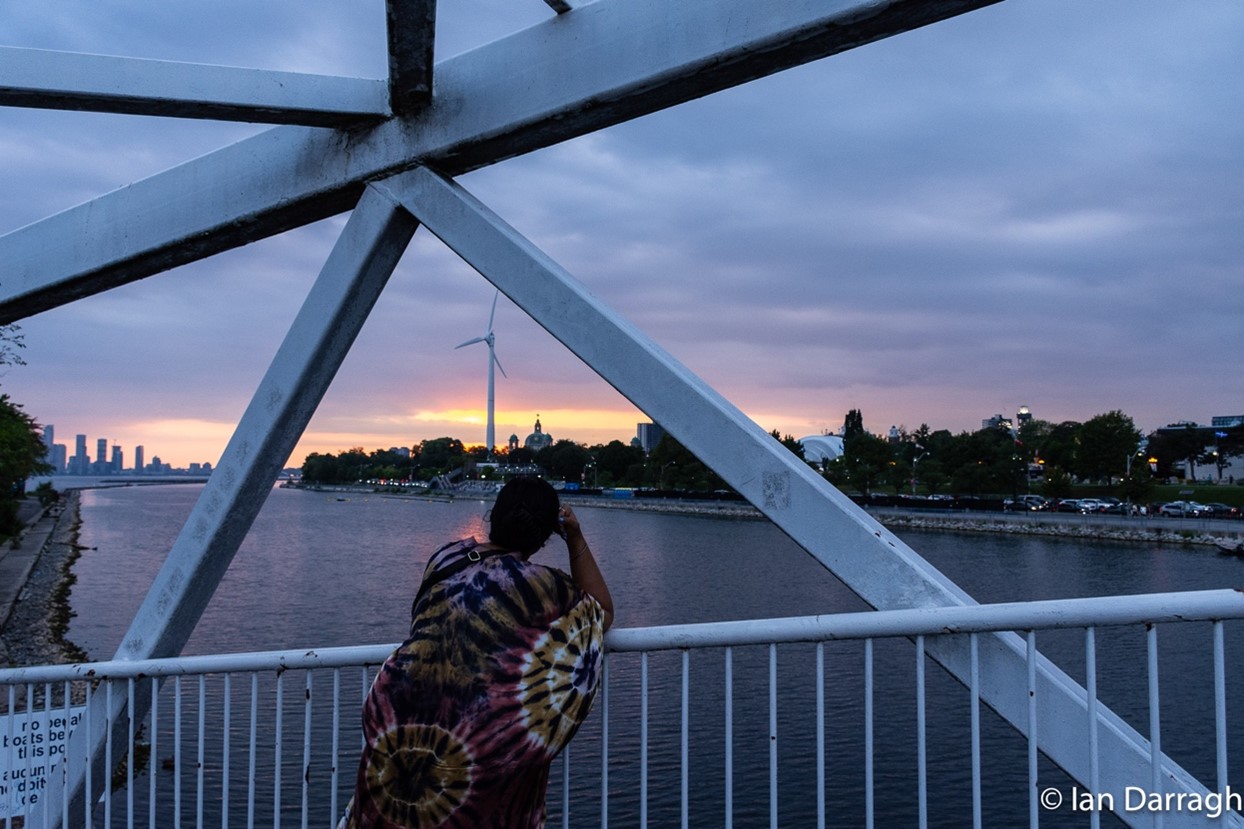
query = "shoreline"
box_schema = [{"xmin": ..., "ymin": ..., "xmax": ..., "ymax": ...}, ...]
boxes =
[{"xmin": 0, "ymin": 491, "xmax": 89, "ymax": 668}]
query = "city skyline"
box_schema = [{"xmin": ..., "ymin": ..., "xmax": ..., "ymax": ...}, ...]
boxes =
[
  {"xmin": 2, "ymin": 1, "xmax": 1241, "ymax": 470},
  {"xmin": 38, "ymin": 423, "xmax": 206, "ymax": 475},
  {"xmin": 31, "ymin": 403, "xmax": 1241, "ymax": 472}
]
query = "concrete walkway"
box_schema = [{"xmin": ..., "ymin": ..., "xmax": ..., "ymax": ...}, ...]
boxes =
[{"xmin": 0, "ymin": 498, "xmax": 59, "ymax": 634}]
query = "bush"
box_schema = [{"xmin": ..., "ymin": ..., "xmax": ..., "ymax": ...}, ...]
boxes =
[{"xmin": 34, "ymin": 481, "xmax": 59, "ymax": 508}]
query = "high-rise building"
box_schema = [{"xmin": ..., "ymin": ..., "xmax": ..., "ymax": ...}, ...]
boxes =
[
  {"xmin": 69, "ymin": 434, "xmax": 88, "ymax": 475},
  {"xmin": 636, "ymin": 422, "xmax": 666, "ymax": 453},
  {"xmin": 110, "ymin": 445, "xmax": 123, "ymax": 473},
  {"xmin": 96, "ymin": 438, "xmax": 107, "ymax": 465},
  {"xmin": 42, "ymin": 423, "xmax": 54, "ymax": 452},
  {"xmin": 135, "ymin": 445, "xmax": 145, "ymax": 474},
  {"xmin": 50, "ymin": 444, "xmax": 67, "ymax": 473}
]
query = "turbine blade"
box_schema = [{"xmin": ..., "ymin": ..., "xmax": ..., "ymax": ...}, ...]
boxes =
[
  {"xmin": 455, "ymin": 336, "xmax": 485, "ymax": 349},
  {"xmin": 487, "ymin": 290, "xmax": 499, "ymax": 332},
  {"xmin": 492, "ymin": 351, "xmax": 507, "ymax": 378}
]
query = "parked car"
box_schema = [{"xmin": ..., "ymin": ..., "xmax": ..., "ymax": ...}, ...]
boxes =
[
  {"xmin": 1078, "ymin": 499, "xmax": 1108, "ymax": 514},
  {"xmin": 1159, "ymin": 501, "xmax": 1212, "ymax": 517},
  {"xmin": 1203, "ymin": 502, "xmax": 1241, "ymax": 519},
  {"xmin": 1054, "ymin": 499, "xmax": 1085, "ymax": 513},
  {"xmin": 1004, "ymin": 495, "xmax": 1048, "ymax": 512}
]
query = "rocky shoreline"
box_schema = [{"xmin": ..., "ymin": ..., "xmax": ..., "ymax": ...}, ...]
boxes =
[{"xmin": 0, "ymin": 491, "xmax": 89, "ymax": 669}]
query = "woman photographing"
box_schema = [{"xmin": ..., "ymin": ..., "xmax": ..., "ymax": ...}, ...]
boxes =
[{"xmin": 340, "ymin": 476, "xmax": 613, "ymax": 828}]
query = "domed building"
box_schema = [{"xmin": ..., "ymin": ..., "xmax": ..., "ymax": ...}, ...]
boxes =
[
  {"xmin": 523, "ymin": 416, "xmax": 553, "ymax": 452},
  {"xmin": 799, "ymin": 434, "xmax": 845, "ymax": 467}
]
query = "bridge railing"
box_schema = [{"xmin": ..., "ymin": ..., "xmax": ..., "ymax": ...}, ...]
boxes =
[{"xmin": 3, "ymin": 588, "xmax": 1244, "ymax": 828}]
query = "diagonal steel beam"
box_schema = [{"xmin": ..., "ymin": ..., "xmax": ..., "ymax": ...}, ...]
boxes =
[
  {"xmin": 0, "ymin": 46, "xmax": 389, "ymax": 125},
  {"xmin": 379, "ymin": 166, "xmax": 1228, "ymax": 827},
  {"xmin": 0, "ymin": 0, "xmax": 1002, "ymax": 323},
  {"xmin": 386, "ymin": 0, "xmax": 437, "ymax": 115},
  {"xmin": 32, "ymin": 183, "xmax": 418, "ymax": 825}
]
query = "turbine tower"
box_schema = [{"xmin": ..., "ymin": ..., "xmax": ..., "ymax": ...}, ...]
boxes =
[{"xmin": 455, "ymin": 291, "xmax": 506, "ymax": 460}]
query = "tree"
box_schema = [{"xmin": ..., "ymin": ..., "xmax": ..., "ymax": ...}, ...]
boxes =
[
  {"xmin": 0, "ymin": 324, "xmax": 26, "ymax": 369},
  {"xmin": 1039, "ymin": 421, "xmax": 1081, "ymax": 477},
  {"xmin": 1039, "ymin": 465, "xmax": 1074, "ymax": 499},
  {"xmin": 0, "ymin": 394, "xmax": 51, "ymax": 537},
  {"xmin": 646, "ymin": 435, "xmax": 723, "ymax": 492},
  {"xmin": 842, "ymin": 409, "xmax": 865, "ymax": 440},
  {"xmin": 944, "ymin": 428, "xmax": 1025, "ymax": 497},
  {"xmin": 415, "ymin": 437, "xmax": 467, "ymax": 473},
  {"xmin": 1118, "ymin": 460, "xmax": 1156, "ymax": 505},
  {"xmin": 769, "ymin": 429, "xmax": 805, "ymax": 460},
  {"xmin": 839, "ymin": 431, "xmax": 893, "ymax": 495},
  {"xmin": 300, "ymin": 452, "xmax": 341, "ymax": 483},
  {"xmin": 593, "ymin": 440, "xmax": 643, "ymax": 486},
  {"xmin": 1149, "ymin": 424, "xmax": 1206, "ymax": 481},
  {"xmin": 1076, "ymin": 410, "xmax": 1141, "ymax": 483},
  {"xmin": 541, "ymin": 439, "xmax": 590, "ymax": 482}
]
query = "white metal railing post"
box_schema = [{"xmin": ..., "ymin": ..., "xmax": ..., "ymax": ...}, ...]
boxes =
[
  {"xmin": 723, "ymin": 647, "xmax": 732, "ymax": 829},
  {"xmin": 224, "ymin": 673, "xmax": 232, "ymax": 829},
  {"xmin": 275, "ymin": 673, "xmax": 284, "ymax": 829},
  {"xmin": 302, "ymin": 672, "xmax": 313, "ymax": 829},
  {"xmin": 41, "ymin": 683, "xmax": 50, "ymax": 829},
  {"xmin": 769, "ymin": 644, "xmax": 777, "ymax": 829},
  {"xmin": 198, "ymin": 676, "xmax": 206, "ymax": 829},
  {"xmin": 1148, "ymin": 625, "xmax": 1163, "ymax": 829},
  {"xmin": 916, "ymin": 636, "xmax": 927, "ymax": 829},
  {"xmin": 816, "ymin": 642, "xmax": 825, "ymax": 829},
  {"xmin": 248, "ymin": 674, "xmax": 258, "ymax": 829},
  {"xmin": 681, "ymin": 650, "xmax": 689, "ymax": 829},
  {"xmin": 1026, "ymin": 632, "xmax": 1037, "ymax": 829},
  {"xmin": 5, "ymin": 684, "xmax": 13, "ymax": 829},
  {"xmin": 61, "ymin": 681, "xmax": 71, "ymax": 829},
  {"xmin": 106, "ymin": 680, "xmax": 115, "ymax": 828},
  {"xmin": 1214, "ymin": 622, "xmax": 1228, "ymax": 828},
  {"xmin": 640, "ymin": 651, "xmax": 649, "ymax": 829},
  {"xmin": 1086, "ymin": 628, "xmax": 1101, "ymax": 829},
  {"xmin": 864, "ymin": 639, "xmax": 874, "ymax": 829},
  {"xmin": 970, "ymin": 634, "xmax": 981, "ymax": 829},
  {"xmin": 330, "ymin": 670, "xmax": 340, "ymax": 827},
  {"xmin": 600, "ymin": 654, "xmax": 609, "ymax": 829},
  {"xmin": 128, "ymin": 677, "xmax": 136, "ymax": 829},
  {"xmin": 174, "ymin": 676, "xmax": 183, "ymax": 829},
  {"xmin": 148, "ymin": 678, "xmax": 157, "ymax": 829}
]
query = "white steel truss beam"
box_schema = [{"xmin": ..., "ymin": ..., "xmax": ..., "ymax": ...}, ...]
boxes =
[
  {"xmin": 0, "ymin": 0, "xmax": 1001, "ymax": 323},
  {"xmin": 386, "ymin": 0, "xmax": 438, "ymax": 115},
  {"xmin": 0, "ymin": 46, "xmax": 390, "ymax": 126},
  {"xmin": 36, "ymin": 183, "xmax": 418, "ymax": 821},
  {"xmin": 381, "ymin": 167, "xmax": 1226, "ymax": 827}
]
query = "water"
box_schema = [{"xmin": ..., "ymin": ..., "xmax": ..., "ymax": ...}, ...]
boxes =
[{"xmin": 65, "ymin": 484, "xmax": 1244, "ymax": 827}]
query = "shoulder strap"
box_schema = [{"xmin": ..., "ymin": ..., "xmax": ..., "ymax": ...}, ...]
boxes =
[{"xmin": 412, "ymin": 545, "xmax": 508, "ymax": 611}]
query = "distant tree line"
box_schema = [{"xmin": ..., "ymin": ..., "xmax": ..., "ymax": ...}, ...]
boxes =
[
  {"xmin": 300, "ymin": 407, "xmax": 1244, "ymax": 501},
  {"xmin": 300, "ymin": 431, "xmax": 786, "ymax": 491},
  {"xmin": 825, "ymin": 408, "xmax": 1244, "ymax": 501}
]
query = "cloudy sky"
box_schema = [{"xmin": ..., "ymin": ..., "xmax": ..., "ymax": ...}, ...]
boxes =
[{"xmin": 2, "ymin": 0, "xmax": 1241, "ymax": 469}]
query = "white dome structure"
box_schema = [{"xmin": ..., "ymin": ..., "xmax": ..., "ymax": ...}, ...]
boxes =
[{"xmin": 799, "ymin": 434, "xmax": 845, "ymax": 466}]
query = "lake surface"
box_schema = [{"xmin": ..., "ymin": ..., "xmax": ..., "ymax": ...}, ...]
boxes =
[{"xmin": 65, "ymin": 484, "xmax": 1244, "ymax": 827}]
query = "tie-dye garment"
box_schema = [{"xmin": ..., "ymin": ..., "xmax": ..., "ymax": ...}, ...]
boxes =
[{"xmin": 339, "ymin": 538, "xmax": 605, "ymax": 829}]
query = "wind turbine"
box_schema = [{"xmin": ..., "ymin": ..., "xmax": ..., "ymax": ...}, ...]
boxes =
[{"xmin": 455, "ymin": 291, "xmax": 507, "ymax": 460}]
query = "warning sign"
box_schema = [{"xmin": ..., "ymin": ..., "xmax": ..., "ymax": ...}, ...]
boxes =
[{"xmin": 0, "ymin": 707, "xmax": 85, "ymax": 819}]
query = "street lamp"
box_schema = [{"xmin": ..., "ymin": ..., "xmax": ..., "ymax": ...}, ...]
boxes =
[{"xmin": 660, "ymin": 460, "xmax": 677, "ymax": 490}]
